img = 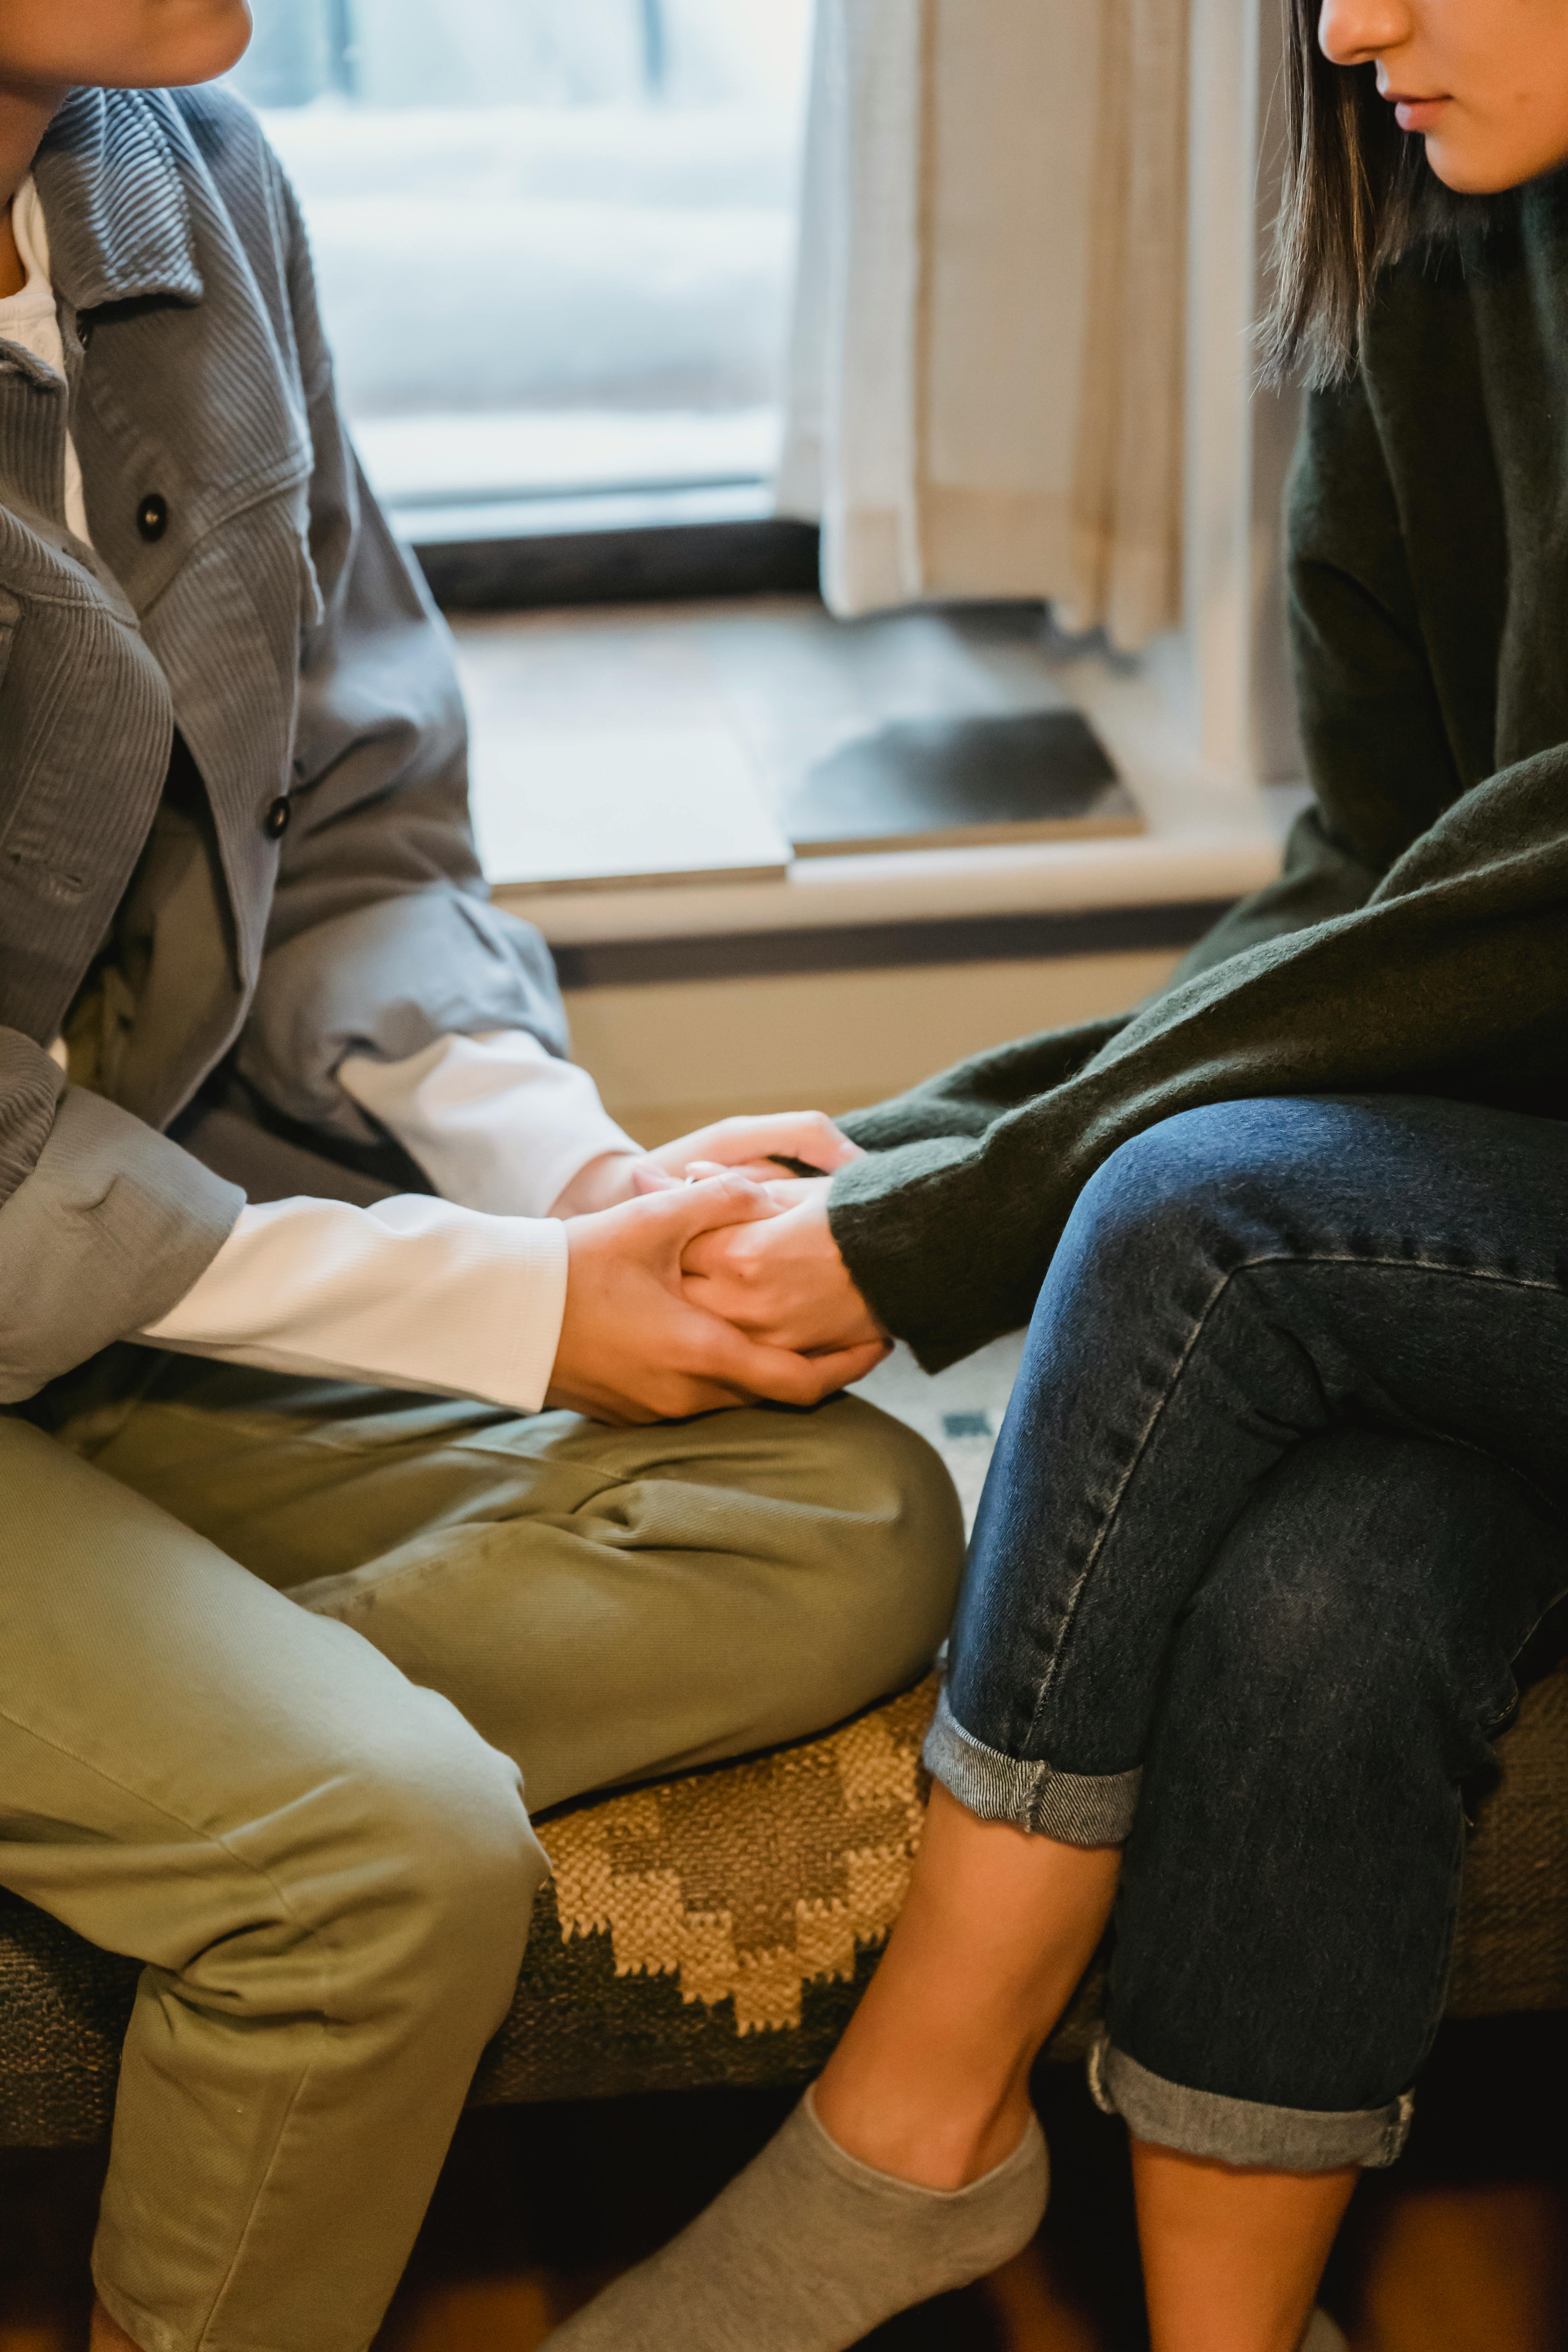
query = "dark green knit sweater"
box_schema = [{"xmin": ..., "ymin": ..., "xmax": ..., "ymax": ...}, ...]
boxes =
[{"xmin": 831, "ymin": 171, "xmax": 1568, "ymax": 1370}]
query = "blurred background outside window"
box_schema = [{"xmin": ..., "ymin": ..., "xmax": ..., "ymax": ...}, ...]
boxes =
[{"xmin": 229, "ymin": 0, "xmax": 814, "ymax": 527}]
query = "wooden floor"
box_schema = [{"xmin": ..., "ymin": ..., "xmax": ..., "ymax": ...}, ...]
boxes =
[{"xmin": 3, "ymin": 2022, "xmax": 1564, "ymax": 2352}]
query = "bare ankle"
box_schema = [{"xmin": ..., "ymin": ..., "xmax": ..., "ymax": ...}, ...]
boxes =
[
  {"xmin": 811, "ymin": 2072, "xmax": 1035, "ymax": 2191},
  {"xmin": 808, "ymin": 1786, "xmax": 1118, "ymax": 2194},
  {"xmin": 91, "ymin": 2297, "xmax": 145, "ymax": 2352}
]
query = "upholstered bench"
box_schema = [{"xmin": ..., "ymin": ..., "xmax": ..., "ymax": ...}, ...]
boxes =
[{"xmin": 3, "ymin": 1661, "xmax": 1564, "ymax": 2145}]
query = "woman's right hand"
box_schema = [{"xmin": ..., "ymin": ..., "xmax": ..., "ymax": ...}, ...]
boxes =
[{"xmin": 544, "ymin": 1173, "xmax": 889, "ymax": 1425}]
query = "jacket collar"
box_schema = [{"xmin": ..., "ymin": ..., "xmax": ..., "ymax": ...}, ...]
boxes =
[{"xmin": 32, "ymin": 87, "xmax": 203, "ymax": 313}]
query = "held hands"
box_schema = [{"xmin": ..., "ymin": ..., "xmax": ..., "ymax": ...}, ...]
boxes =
[
  {"xmin": 544, "ymin": 1173, "xmax": 888, "ymax": 1426},
  {"xmin": 654, "ymin": 1106, "xmax": 884, "ymax": 1361},
  {"xmin": 546, "ymin": 1110, "xmax": 869, "ymax": 1216},
  {"xmin": 679, "ymin": 1177, "xmax": 886, "ymax": 1357}
]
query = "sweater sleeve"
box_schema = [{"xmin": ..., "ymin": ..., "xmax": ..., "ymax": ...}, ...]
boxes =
[
  {"xmin": 831, "ymin": 740, "xmax": 1568, "ymax": 1368},
  {"xmin": 830, "ymin": 379, "xmax": 1551, "ymax": 1369}
]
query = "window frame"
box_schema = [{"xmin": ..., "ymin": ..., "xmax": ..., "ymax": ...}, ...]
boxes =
[{"xmin": 407, "ymin": 501, "xmax": 820, "ymax": 613}]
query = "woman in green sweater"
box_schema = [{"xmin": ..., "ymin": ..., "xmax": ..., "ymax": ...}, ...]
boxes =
[{"xmin": 552, "ymin": 2, "xmax": 1568, "ymax": 2348}]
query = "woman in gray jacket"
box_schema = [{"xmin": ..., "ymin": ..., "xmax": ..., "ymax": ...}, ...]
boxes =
[{"xmin": 0, "ymin": 9, "xmax": 962, "ymax": 2350}]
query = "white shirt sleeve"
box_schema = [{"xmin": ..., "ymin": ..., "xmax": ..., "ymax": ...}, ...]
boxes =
[
  {"xmin": 140, "ymin": 1193, "xmax": 569, "ymax": 1414},
  {"xmin": 132, "ymin": 997, "xmax": 629, "ymax": 1414},
  {"xmin": 339, "ymin": 1029, "xmax": 640, "ymax": 1218},
  {"xmin": 132, "ymin": 1034, "xmax": 635, "ymax": 1406}
]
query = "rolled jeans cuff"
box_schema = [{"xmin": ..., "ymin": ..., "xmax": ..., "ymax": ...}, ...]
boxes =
[
  {"xmin": 1088, "ymin": 2035, "xmax": 1415, "ymax": 2172},
  {"xmin": 922, "ymin": 1683, "xmax": 1142, "ymax": 1844}
]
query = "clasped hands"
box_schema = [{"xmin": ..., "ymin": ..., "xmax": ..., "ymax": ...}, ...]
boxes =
[{"xmin": 544, "ymin": 1114, "xmax": 888, "ymax": 1424}]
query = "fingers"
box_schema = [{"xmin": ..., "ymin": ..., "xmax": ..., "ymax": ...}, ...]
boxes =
[
  {"xmin": 555, "ymin": 1298, "xmax": 886, "ymax": 1425},
  {"xmin": 658, "ymin": 1112, "xmax": 864, "ymax": 1178},
  {"xmin": 742, "ymin": 1338, "xmax": 886, "ymax": 1406},
  {"xmin": 646, "ymin": 1171, "xmax": 784, "ymax": 1248},
  {"xmin": 677, "ymin": 1224, "xmax": 755, "ymax": 1285},
  {"xmin": 682, "ymin": 1311, "xmax": 882, "ymax": 1408},
  {"xmin": 680, "ymin": 1200, "xmax": 803, "ymax": 1288},
  {"xmin": 556, "ymin": 1174, "xmax": 878, "ymax": 1423},
  {"xmin": 680, "ymin": 1168, "xmax": 821, "ymax": 1206},
  {"xmin": 801, "ymin": 1337, "xmax": 893, "ymax": 1389},
  {"xmin": 630, "ymin": 1158, "xmax": 682, "ymax": 1194},
  {"xmin": 546, "ymin": 1370, "xmax": 753, "ymax": 1426},
  {"xmin": 728, "ymin": 1111, "xmax": 864, "ymax": 1171}
]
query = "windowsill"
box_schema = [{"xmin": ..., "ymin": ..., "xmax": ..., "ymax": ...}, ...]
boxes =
[
  {"xmin": 395, "ymin": 479, "xmax": 778, "ymax": 546},
  {"xmin": 462, "ymin": 598, "xmax": 1298, "ymax": 961},
  {"xmin": 490, "ymin": 824, "xmax": 1282, "ymax": 947},
  {"xmin": 471, "ymin": 603, "xmax": 1301, "ymax": 1127}
]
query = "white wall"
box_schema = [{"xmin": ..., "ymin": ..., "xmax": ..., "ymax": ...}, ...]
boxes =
[{"xmin": 568, "ymin": 949, "xmax": 1184, "ymax": 1144}]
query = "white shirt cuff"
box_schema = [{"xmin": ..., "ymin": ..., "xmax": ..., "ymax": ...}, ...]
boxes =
[
  {"xmin": 339, "ymin": 1030, "xmax": 639, "ymax": 1219},
  {"xmin": 140, "ymin": 1194, "xmax": 568, "ymax": 1414}
]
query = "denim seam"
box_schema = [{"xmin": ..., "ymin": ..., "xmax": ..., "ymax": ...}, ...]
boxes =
[
  {"xmin": 1024, "ymin": 1248, "xmax": 1246, "ymax": 1750},
  {"xmin": 922, "ymin": 1682, "xmax": 1142, "ymax": 1843},
  {"xmin": 1087, "ymin": 2033, "xmax": 1416, "ymax": 2171},
  {"xmin": 1023, "ymin": 1246, "xmax": 1568, "ymax": 1755}
]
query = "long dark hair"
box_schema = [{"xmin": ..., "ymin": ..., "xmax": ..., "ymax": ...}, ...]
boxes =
[{"xmin": 1261, "ymin": 0, "xmax": 1462, "ymax": 386}]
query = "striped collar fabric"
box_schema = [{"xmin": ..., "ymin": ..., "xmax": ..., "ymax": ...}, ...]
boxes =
[{"xmin": 33, "ymin": 85, "xmax": 204, "ymax": 316}]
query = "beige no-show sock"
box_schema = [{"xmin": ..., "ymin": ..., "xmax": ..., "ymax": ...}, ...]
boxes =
[{"xmin": 543, "ymin": 2088, "xmax": 1049, "ymax": 2352}]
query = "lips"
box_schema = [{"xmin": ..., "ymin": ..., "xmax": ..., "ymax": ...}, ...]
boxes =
[{"xmin": 1386, "ymin": 93, "xmax": 1451, "ymax": 132}]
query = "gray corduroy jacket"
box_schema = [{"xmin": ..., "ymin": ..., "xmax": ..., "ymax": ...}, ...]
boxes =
[{"xmin": 0, "ymin": 85, "xmax": 566, "ymax": 1401}]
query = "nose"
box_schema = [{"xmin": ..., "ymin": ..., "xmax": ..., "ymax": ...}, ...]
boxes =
[{"xmin": 1318, "ymin": 0, "xmax": 1411, "ymax": 67}]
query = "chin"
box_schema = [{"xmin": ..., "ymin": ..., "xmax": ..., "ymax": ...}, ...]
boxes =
[
  {"xmin": 1423, "ymin": 128, "xmax": 1568, "ymax": 197},
  {"xmin": 138, "ymin": 0, "xmax": 253, "ymax": 89},
  {"xmin": 1421, "ymin": 137, "xmax": 1504, "ymax": 194}
]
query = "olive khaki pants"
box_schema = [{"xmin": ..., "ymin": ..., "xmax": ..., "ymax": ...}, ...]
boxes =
[{"xmin": 1, "ymin": 1348, "xmax": 962, "ymax": 2352}]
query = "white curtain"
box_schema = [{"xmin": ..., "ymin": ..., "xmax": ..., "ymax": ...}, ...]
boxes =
[{"xmin": 777, "ymin": 0, "xmax": 1189, "ymax": 653}]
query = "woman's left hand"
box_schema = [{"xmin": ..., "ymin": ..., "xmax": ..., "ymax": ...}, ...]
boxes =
[{"xmin": 679, "ymin": 1176, "xmax": 889, "ymax": 1359}]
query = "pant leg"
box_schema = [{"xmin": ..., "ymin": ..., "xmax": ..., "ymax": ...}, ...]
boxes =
[
  {"xmin": 47, "ymin": 1358, "xmax": 963, "ymax": 1814},
  {"xmin": 0, "ymin": 1412, "xmax": 545, "ymax": 2352},
  {"xmin": 926, "ymin": 1093, "xmax": 1568, "ymax": 1839},
  {"xmin": 1093, "ymin": 1428, "xmax": 1568, "ymax": 2170}
]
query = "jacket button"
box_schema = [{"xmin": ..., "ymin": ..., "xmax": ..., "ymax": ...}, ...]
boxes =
[
  {"xmin": 136, "ymin": 492, "xmax": 168, "ymax": 542},
  {"xmin": 263, "ymin": 796, "xmax": 292, "ymax": 839}
]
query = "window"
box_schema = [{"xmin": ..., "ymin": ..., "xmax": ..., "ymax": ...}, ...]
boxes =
[{"xmin": 230, "ymin": 0, "xmax": 815, "ymax": 533}]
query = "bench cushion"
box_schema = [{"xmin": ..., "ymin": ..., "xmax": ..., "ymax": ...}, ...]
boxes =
[{"xmin": 2, "ymin": 1666, "xmax": 1564, "ymax": 2144}]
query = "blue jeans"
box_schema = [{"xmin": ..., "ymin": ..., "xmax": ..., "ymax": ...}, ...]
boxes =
[{"xmin": 924, "ymin": 1095, "xmax": 1568, "ymax": 2170}]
